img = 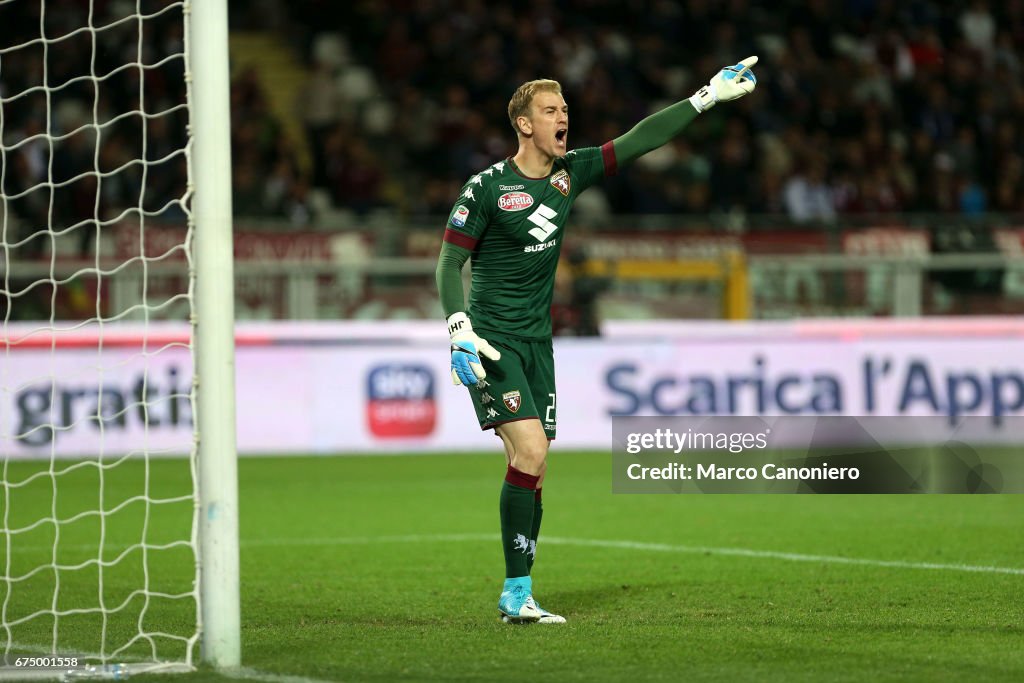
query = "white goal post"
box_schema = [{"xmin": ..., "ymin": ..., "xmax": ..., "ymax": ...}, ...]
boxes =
[
  {"xmin": 190, "ymin": 0, "xmax": 240, "ymax": 671},
  {"xmin": 0, "ymin": 0, "xmax": 239, "ymax": 675}
]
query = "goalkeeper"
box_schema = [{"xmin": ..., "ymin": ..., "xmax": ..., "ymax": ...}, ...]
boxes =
[{"xmin": 435, "ymin": 57, "xmax": 759, "ymax": 624}]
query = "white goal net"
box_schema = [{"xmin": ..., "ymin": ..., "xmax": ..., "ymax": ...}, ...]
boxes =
[{"xmin": 1, "ymin": 0, "xmax": 207, "ymax": 675}]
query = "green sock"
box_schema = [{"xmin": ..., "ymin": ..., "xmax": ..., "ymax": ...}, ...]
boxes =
[
  {"xmin": 527, "ymin": 488, "xmax": 542, "ymax": 574},
  {"xmin": 500, "ymin": 466, "xmax": 539, "ymax": 579}
]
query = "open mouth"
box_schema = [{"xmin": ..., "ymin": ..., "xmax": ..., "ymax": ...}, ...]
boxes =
[{"xmin": 555, "ymin": 129, "xmax": 567, "ymax": 145}]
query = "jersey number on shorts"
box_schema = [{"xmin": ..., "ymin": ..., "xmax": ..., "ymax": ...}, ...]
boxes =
[
  {"xmin": 527, "ymin": 204, "xmax": 559, "ymax": 242},
  {"xmin": 545, "ymin": 393, "xmax": 556, "ymax": 423}
]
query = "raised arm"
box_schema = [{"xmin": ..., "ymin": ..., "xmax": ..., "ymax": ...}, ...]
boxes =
[
  {"xmin": 612, "ymin": 56, "xmax": 759, "ymax": 167},
  {"xmin": 611, "ymin": 100, "xmax": 702, "ymax": 167}
]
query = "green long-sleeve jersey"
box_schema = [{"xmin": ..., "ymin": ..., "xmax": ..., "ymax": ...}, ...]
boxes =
[
  {"xmin": 437, "ymin": 98, "xmax": 701, "ymax": 340},
  {"xmin": 441, "ymin": 147, "xmax": 611, "ymax": 340}
]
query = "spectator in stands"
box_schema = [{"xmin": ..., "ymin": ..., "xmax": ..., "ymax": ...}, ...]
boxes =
[
  {"xmin": 784, "ymin": 159, "xmax": 835, "ymax": 223},
  {"xmin": 960, "ymin": 0, "xmax": 996, "ymax": 64},
  {"xmin": 299, "ymin": 60, "xmax": 347, "ymax": 188}
]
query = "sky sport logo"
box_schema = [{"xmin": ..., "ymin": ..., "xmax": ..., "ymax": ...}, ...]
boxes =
[
  {"xmin": 497, "ymin": 191, "xmax": 534, "ymax": 212},
  {"xmin": 366, "ymin": 365, "xmax": 436, "ymax": 438}
]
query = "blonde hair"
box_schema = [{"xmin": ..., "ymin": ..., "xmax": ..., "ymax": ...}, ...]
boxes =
[{"xmin": 507, "ymin": 79, "xmax": 563, "ymax": 136}]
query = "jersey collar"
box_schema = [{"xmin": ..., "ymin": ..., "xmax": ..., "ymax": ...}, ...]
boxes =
[{"xmin": 507, "ymin": 157, "xmax": 551, "ymax": 180}]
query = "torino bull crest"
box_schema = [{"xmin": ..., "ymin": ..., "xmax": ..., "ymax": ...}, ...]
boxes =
[{"xmin": 503, "ymin": 390, "xmax": 522, "ymax": 413}]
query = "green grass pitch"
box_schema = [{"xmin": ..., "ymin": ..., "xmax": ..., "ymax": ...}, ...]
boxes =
[{"xmin": 2, "ymin": 451, "xmax": 1023, "ymax": 682}]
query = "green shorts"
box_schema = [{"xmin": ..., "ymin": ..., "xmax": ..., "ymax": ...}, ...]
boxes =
[{"xmin": 466, "ymin": 333, "xmax": 557, "ymax": 439}]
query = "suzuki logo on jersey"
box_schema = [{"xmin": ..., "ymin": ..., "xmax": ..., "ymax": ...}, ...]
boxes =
[
  {"xmin": 527, "ymin": 204, "xmax": 559, "ymax": 242},
  {"xmin": 366, "ymin": 364, "xmax": 437, "ymax": 438},
  {"xmin": 524, "ymin": 239, "xmax": 557, "ymax": 253},
  {"xmin": 498, "ymin": 191, "xmax": 534, "ymax": 212},
  {"xmin": 550, "ymin": 169, "xmax": 571, "ymax": 196}
]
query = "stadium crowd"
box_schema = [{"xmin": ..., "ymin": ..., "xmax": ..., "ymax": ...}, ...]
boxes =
[
  {"xmin": 5, "ymin": 0, "xmax": 1024, "ymax": 248},
  {"xmin": 273, "ymin": 0, "xmax": 1024, "ymax": 222},
  {"xmin": 1, "ymin": 0, "xmax": 192, "ymax": 258}
]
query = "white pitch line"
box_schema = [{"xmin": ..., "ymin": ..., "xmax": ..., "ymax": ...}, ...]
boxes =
[
  {"xmin": 538, "ymin": 536, "xmax": 1024, "ymax": 576},
  {"xmin": 242, "ymin": 532, "xmax": 497, "ymax": 547},
  {"xmin": 6, "ymin": 533, "xmax": 1023, "ymax": 576},
  {"xmin": 1, "ymin": 533, "xmax": 496, "ymax": 554},
  {"xmin": 242, "ymin": 533, "xmax": 1024, "ymax": 576},
  {"xmin": 225, "ymin": 666, "xmax": 341, "ymax": 683}
]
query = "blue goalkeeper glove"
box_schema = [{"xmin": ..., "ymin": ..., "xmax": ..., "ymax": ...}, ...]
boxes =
[
  {"xmin": 689, "ymin": 56, "xmax": 758, "ymax": 113},
  {"xmin": 447, "ymin": 312, "xmax": 501, "ymax": 386}
]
